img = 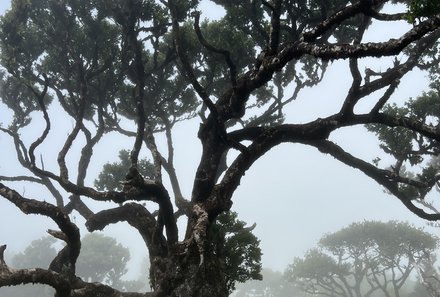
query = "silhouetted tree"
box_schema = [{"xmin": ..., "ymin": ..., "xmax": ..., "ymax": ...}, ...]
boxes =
[{"xmin": 1, "ymin": 0, "xmax": 440, "ymax": 296}]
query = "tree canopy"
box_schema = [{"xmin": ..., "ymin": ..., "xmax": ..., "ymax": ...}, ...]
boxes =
[
  {"xmin": 286, "ymin": 221, "xmax": 439, "ymax": 297},
  {"xmin": 1, "ymin": 0, "xmax": 440, "ymax": 296}
]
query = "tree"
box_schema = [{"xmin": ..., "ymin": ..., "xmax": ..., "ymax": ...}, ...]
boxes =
[
  {"xmin": 76, "ymin": 233, "xmax": 133, "ymax": 290},
  {"xmin": 286, "ymin": 221, "xmax": 438, "ymax": 297},
  {"xmin": 234, "ymin": 268, "xmax": 303, "ymax": 297},
  {"xmin": 1, "ymin": 0, "xmax": 440, "ymax": 296},
  {"xmin": 11, "ymin": 236, "xmax": 58, "ymax": 269},
  {"xmin": 94, "ymin": 149, "xmax": 263, "ymax": 293}
]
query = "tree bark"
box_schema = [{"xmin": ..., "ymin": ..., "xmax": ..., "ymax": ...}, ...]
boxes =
[{"xmin": 151, "ymin": 247, "xmax": 227, "ymax": 297}]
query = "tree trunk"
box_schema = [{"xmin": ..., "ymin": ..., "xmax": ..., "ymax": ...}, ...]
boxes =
[{"xmin": 151, "ymin": 243, "xmax": 227, "ymax": 297}]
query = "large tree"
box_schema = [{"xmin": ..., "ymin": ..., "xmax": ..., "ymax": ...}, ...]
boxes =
[{"xmin": 1, "ymin": 0, "xmax": 440, "ymax": 296}]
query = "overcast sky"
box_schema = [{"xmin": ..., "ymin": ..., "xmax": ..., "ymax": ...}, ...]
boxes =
[{"xmin": 0, "ymin": 0, "xmax": 438, "ymax": 279}]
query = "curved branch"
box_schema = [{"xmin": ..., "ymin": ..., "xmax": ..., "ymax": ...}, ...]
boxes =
[
  {"xmin": 76, "ymin": 108, "xmax": 106, "ymax": 187},
  {"xmin": 168, "ymin": 0, "xmax": 217, "ymax": 116},
  {"xmin": 0, "ymin": 175, "xmax": 42, "ymax": 183},
  {"xmin": 359, "ymin": 113, "xmax": 440, "ymax": 141},
  {"xmin": 0, "ymin": 183, "xmax": 81, "ymax": 274},
  {"xmin": 193, "ymin": 12, "xmax": 237, "ymax": 86},
  {"xmin": 27, "ymin": 74, "xmax": 50, "ymax": 166},
  {"xmin": 57, "ymin": 106, "xmax": 85, "ymax": 181},
  {"xmin": 305, "ymin": 139, "xmax": 440, "ymax": 220},
  {"xmin": 85, "ymin": 202, "xmax": 167, "ymax": 256},
  {"xmin": 302, "ymin": 0, "xmax": 387, "ymax": 42},
  {"xmin": 159, "ymin": 118, "xmax": 190, "ymax": 211},
  {"xmin": 0, "ymin": 267, "xmax": 71, "ymax": 296},
  {"xmin": 366, "ymin": 9, "xmax": 406, "ymax": 21},
  {"xmin": 0, "ymin": 249, "xmax": 148, "ymax": 297},
  {"xmin": 0, "ymin": 127, "xmax": 30, "ymax": 168},
  {"xmin": 339, "ymin": 15, "xmax": 370, "ymax": 116},
  {"xmin": 127, "ymin": 24, "xmax": 146, "ymax": 168},
  {"xmin": 122, "ymin": 168, "xmax": 178, "ymax": 245},
  {"xmin": 274, "ymin": 15, "xmax": 440, "ymax": 75},
  {"xmin": 213, "ymin": 119, "xmax": 340, "ymax": 212}
]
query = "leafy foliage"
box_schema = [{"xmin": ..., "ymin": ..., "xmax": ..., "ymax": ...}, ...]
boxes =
[
  {"xmin": 407, "ymin": 0, "xmax": 440, "ymax": 22},
  {"xmin": 76, "ymin": 233, "xmax": 130, "ymax": 288},
  {"xmin": 0, "ymin": 0, "xmax": 440, "ymax": 296},
  {"xmin": 11, "ymin": 236, "xmax": 57, "ymax": 269},
  {"xmin": 209, "ymin": 211, "xmax": 262, "ymax": 294},
  {"xmin": 95, "ymin": 150, "xmax": 155, "ymax": 191},
  {"xmin": 287, "ymin": 221, "xmax": 438, "ymax": 297},
  {"xmin": 367, "ymin": 88, "xmax": 440, "ymax": 200}
]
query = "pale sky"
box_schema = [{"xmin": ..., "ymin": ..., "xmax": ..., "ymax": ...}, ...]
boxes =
[{"xmin": 0, "ymin": 0, "xmax": 438, "ymax": 279}]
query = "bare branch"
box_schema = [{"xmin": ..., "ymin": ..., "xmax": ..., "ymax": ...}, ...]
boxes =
[
  {"xmin": 27, "ymin": 74, "xmax": 50, "ymax": 166},
  {"xmin": 168, "ymin": 0, "xmax": 217, "ymax": 116},
  {"xmin": 0, "ymin": 175, "xmax": 42, "ymax": 183},
  {"xmin": 193, "ymin": 11, "xmax": 237, "ymax": 87},
  {"xmin": 0, "ymin": 127, "xmax": 30, "ymax": 168}
]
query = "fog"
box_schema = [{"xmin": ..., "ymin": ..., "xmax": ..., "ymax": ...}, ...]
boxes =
[{"xmin": 0, "ymin": 0, "xmax": 438, "ymax": 289}]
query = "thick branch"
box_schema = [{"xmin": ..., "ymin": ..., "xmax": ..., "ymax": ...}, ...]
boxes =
[
  {"xmin": 0, "ymin": 267, "xmax": 71, "ymax": 296},
  {"xmin": 302, "ymin": 0, "xmax": 387, "ymax": 42},
  {"xmin": 357, "ymin": 113, "xmax": 440, "ymax": 141},
  {"xmin": 85, "ymin": 202, "xmax": 167, "ymax": 256},
  {"xmin": 122, "ymin": 168, "xmax": 178, "ymax": 245},
  {"xmin": 212, "ymin": 119, "xmax": 340, "ymax": 213},
  {"xmin": 306, "ymin": 139, "xmax": 440, "ymax": 220},
  {"xmin": 0, "ymin": 251, "xmax": 148, "ymax": 297},
  {"xmin": 0, "ymin": 183, "xmax": 81, "ymax": 271}
]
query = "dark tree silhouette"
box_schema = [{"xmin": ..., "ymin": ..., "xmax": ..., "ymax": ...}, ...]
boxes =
[{"xmin": 1, "ymin": 0, "xmax": 440, "ymax": 296}]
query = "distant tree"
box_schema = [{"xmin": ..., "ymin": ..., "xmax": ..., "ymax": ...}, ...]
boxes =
[
  {"xmin": 234, "ymin": 268, "xmax": 302, "ymax": 297},
  {"xmin": 76, "ymin": 233, "xmax": 131, "ymax": 289},
  {"xmin": 1, "ymin": 0, "xmax": 440, "ymax": 296},
  {"xmin": 409, "ymin": 254, "xmax": 440, "ymax": 297},
  {"xmin": 11, "ymin": 236, "xmax": 58, "ymax": 269},
  {"xmin": 286, "ymin": 221, "xmax": 438, "ymax": 297}
]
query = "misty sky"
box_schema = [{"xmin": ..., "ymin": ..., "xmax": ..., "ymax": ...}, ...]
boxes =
[{"xmin": 0, "ymin": 0, "xmax": 438, "ymax": 278}]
